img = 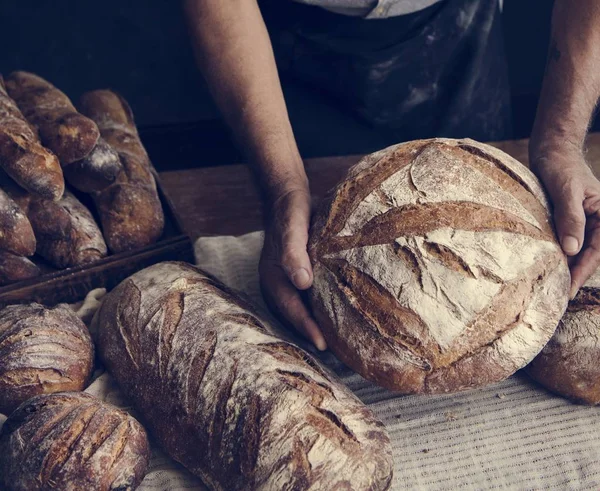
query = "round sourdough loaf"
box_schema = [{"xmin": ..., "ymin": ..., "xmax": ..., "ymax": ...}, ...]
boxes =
[
  {"xmin": 308, "ymin": 138, "xmax": 570, "ymax": 394},
  {"xmin": 0, "ymin": 303, "xmax": 94, "ymax": 415},
  {"xmin": 0, "ymin": 392, "xmax": 150, "ymax": 491},
  {"xmin": 527, "ymin": 270, "xmax": 600, "ymax": 405}
]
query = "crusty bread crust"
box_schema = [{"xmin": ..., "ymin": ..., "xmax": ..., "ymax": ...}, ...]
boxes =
[
  {"xmin": 0, "ymin": 304, "xmax": 94, "ymax": 414},
  {"xmin": 93, "ymin": 261, "xmax": 393, "ymax": 491},
  {"xmin": 0, "ymin": 392, "xmax": 150, "ymax": 490},
  {"xmin": 309, "ymin": 138, "xmax": 570, "ymax": 394}
]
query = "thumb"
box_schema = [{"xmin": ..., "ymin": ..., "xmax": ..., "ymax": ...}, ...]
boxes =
[
  {"xmin": 280, "ymin": 229, "xmax": 313, "ymax": 290},
  {"xmin": 552, "ymin": 182, "xmax": 586, "ymax": 256}
]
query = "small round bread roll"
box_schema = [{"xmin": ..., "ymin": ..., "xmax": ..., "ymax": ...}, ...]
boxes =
[
  {"xmin": 0, "ymin": 392, "xmax": 150, "ymax": 491},
  {"xmin": 309, "ymin": 138, "xmax": 570, "ymax": 394},
  {"xmin": 527, "ymin": 270, "xmax": 600, "ymax": 405},
  {"xmin": 0, "ymin": 303, "xmax": 94, "ymax": 415}
]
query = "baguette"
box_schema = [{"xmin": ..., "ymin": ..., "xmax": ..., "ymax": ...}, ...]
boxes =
[
  {"xmin": 0, "ymin": 75, "xmax": 64, "ymax": 200},
  {"xmin": 6, "ymin": 71, "xmax": 99, "ymax": 165},
  {"xmin": 0, "ymin": 251, "xmax": 40, "ymax": 285},
  {"xmin": 0, "ymin": 303, "xmax": 94, "ymax": 414},
  {"xmin": 2, "ymin": 176, "xmax": 107, "ymax": 269},
  {"xmin": 94, "ymin": 262, "xmax": 393, "ymax": 491},
  {"xmin": 0, "ymin": 392, "xmax": 150, "ymax": 491},
  {"xmin": 79, "ymin": 90, "xmax": 164, "ymax": 253}
]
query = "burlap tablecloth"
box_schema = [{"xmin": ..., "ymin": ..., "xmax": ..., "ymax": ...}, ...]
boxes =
[{"xmin": 2, "ymin": 231, "xmax": 599, "ymax": 490}]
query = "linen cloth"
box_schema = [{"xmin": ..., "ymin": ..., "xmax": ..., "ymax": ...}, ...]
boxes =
[{"xmin": 2, "ymin": 231, "xmax": 599, "ymax": 490}]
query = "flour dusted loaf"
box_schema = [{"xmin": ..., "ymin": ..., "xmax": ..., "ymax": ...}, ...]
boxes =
[
  {"xmin": 0, "ymin": 392, "xmax": 150, "ymax": 491},
  {"xmin": 0, "ymin": 75, "xmax": 64, "ymax": 200},
  {"xmin": 309, "ymin": 138, "xmax": 570, "ymax": 394},
  {"xmin": 94, "ymin": 261, "xmax": 393, "ymax": 490},
  {"xmin": 0, "ymin": 303, "xmax": 94, "ymax": 415},
  {"xmin": 0, "ymin": 251, "xmax": 40, "ymax": 285},
  {"xmin": 5, "ymin": 71, "xmax": 99, "ymax": 165},
  {"xmin": 4, "ymin": 174, "xmax": 107, "ymax": 269},
  {"xmin": 527, "ymin": 269, "xmax": 600, "ymax": 405},
  {"xmin": 0, "ymin": 186, "xmax": 36, "ymax": 257},
  {"xmin": 79, "ymin": 90, "xmax": 164, "ymax": 253}
]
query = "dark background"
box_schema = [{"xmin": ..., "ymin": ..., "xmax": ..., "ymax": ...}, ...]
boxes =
[{"xmin": 0, "ymin": 1, "xmax": 589, "ymax": 171}]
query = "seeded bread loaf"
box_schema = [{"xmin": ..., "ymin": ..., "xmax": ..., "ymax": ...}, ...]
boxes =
[
  {"xmin": 93, "ymin": 261, "xmax": 393, "ymax": 490},
  {"xmin": 0, "ymin": 75, "xmax": 64, "ymax": 200},
  {"xmin": 309, "ymin": 138, "xmax": 570, "ymax": 394},
  {"xmin": 527, "ymin": 270, "xmax": 600, "ymax": 405},
  {"xmin": 78, "ymin": 90, "xmax": 164, "ymax": 253},
  {"xmin": 0, "ymin": 303, "xmax": 94, "ymax": 415},
  {"xmin": 5, "ymin": 71, "xmax": 99, "ymax": 165},
  {"xmin": 0, "ymin": 251, "xmax": 40, "ymax": 285},
  {"xmin": 0, "ymin": 392, "xmax": 150, "ymax": 491}
]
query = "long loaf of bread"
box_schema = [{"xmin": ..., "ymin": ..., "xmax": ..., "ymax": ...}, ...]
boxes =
[
  {"xmin": 79, "ymin": 90, "xmax": 164, "ymax": 253},
  {"xmin": 5, "ymin": 71, "xmax": 100, "ymax": 166},
  {"xmin": 0, "ymin": 75, "xmax": 64, "ymax": 200},
  {"xmin": 3, "ymin": 176, "xmax": 107, "ymax": 269},
  {"xmin": 93, "ymin": 262, "xmax": 393, "ymax": 490}
]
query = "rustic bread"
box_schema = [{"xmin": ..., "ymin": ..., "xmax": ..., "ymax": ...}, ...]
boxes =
[
  {"xmin": 309, "ymin": 138, "xmax": 570, "ymax": 394},
  {"xmin": 527, "ymin": 269, "xmax": 600, "ymax": 405},
  {"xmin": 0, "ymin": 75, "xmax": 64, "ymax": 200},
  {"xmin": 93, "ymin": 261, "xmax": 393, "ymax": 490},
  {"xmin": 5, "ymin": 71, "xmax": 100, "ymax": 165},
  {"xmin": 0, "ymin": 186, "xmax": 36, "ymax": 256},
  {"xmin": 0, "ymin": 392, "xmax": 150, "ymax": 491},
  {"xmin": 78, "ymin": 90, "xmax": 164, "ymax": 253},
  {"xmin": 0, "ymin": 303, "xmax": 94, "ymax": 415},
  {"xmin": 64, "ymin": 137, "xmax": 123, "ymax": 193},
  {"xmin": 0, "ymin": 251, "xmax": 40, "ymax": 285}
]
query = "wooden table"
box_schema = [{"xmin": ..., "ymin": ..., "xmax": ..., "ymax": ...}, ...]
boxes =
[{"xmin": 160, "ymin": 134, "xmax": 600, "ymax": 239}]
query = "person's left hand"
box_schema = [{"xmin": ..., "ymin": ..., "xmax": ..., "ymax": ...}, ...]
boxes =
[{"xmin": 532, "ymin": 148, "xmax": 600, "ymax": 299}]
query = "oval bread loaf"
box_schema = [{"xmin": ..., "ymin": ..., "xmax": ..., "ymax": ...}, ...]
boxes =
[
  {"xmin": 527, "ymin": 269, "xmax": 600, "ymax": 405},
  {"xmin": 0, "ymin": 186, "xmax": 36, "ymax": 257},
  {"xmin": 0, "ymin": 303, "xmax": 94, "ymax": 415},
  {"xmin": 0, "ymin": 392, "xmax": 150, "ymax": 491},
  {"xmin": 5, "ymin": 71, "xmax": 100, "ymax": 165},
  {"xmin": 309, "ymin": 138, "xmax": 570, "ymax": 394},
  {"xmin": 94, "ymin": 261, "xmax": 393, "ymax": 491},
  {"xmin": 78, "ymin": 90, "xmax": 164, "ymax": 253},
  {"xmin": 0, "ymin": 75, "xmax": 64, "ymax": 201}
]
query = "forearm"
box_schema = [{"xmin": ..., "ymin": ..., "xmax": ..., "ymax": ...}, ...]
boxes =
[
  {"xmin": 184, "ymin": 0, "xmax": 306, "ymax": 201},
  {"xmin": 531, "ymin": 0, "xmax": 600, "ymax": 163}
]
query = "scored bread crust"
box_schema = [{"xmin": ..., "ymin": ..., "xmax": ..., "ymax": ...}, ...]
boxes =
[
  {"xmin": 0, "ymin": 303, "xmax": 94, "ymax": 415},
  {"xmin": 93, "ymin": 261, "xmax": 393, "ymax": 491},
  {"xmin": 309, "ymin": 138, "xmax": 570, "ymax": 394},
  {"xmin": 0, "ymin": 392, "xmax": 150, "ymax": 491},
  {"xmin": 527, "ymin": 270, "xmax": 600, "ymax": 405}
]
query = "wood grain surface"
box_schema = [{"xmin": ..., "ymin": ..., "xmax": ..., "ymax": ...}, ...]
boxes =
[{"xmin": 160, "ymin": 134, "xmax": 600, "ymax": 238}]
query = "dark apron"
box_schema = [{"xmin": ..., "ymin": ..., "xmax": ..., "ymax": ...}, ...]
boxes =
[{"xmin": 260, "ymin": 0, "xmax": 512, "ymax": 143}]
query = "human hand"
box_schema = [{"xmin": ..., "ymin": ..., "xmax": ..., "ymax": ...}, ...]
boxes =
[
  {"xmin": 259, "ymin": 186, "xmax": 327, "ymax": 350},
  {"xmin": 532, "ymin": 148, "xmax": 600, "ymax": 298}
]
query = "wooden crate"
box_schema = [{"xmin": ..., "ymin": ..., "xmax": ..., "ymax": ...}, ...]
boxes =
[{"xmin": 0, "ymin": 175, "xmax": 194, "ymax": 307}]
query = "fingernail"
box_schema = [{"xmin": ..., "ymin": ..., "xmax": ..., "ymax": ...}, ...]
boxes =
[
  {"xmin": 291, "ymin": 268, "xmax": 310, "ymax": 289},
  {"xmin": 314, "ymin": 336, "xmax": 328, "ymax": 352},
  {"xmin": 562, "ymin": 236, "xmax": 579, "ymax": 255},
  {"xmin": 569, "ymin": 284, "xmax": 579, "ymax": 300}
]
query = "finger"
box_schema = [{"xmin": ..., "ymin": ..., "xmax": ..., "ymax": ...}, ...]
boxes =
[
  {"xmin": 261, "ymin": 268, "xmax": 327, "ymax": 351},
  {"xmin": 568, "ymin": 224, "xmax": 600, "ymax": 299},
  {"xmin": 551, "ymin": 180, "xmax": 586, "ymax": 256},
  {"xmin": 278, "ymin": 205, "xmax": 313, "ymax": 291}
]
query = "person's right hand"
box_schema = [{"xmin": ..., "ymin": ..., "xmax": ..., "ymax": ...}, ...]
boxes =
[{"xmin": 259, "ymin": 186, "xmax": 327, "ymax": 351}]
